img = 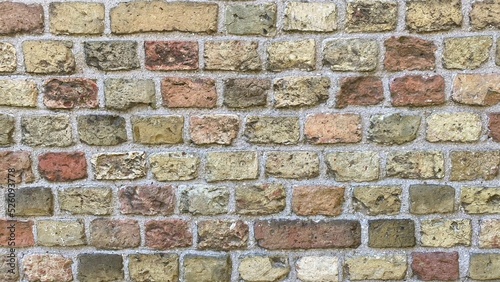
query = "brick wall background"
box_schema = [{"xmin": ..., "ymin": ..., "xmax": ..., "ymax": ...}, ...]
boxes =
[{"xmin": 0, "ymin": 0, "xmax": 500, "ymax": 281}]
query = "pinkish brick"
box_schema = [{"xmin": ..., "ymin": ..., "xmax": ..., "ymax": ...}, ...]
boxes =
[
  {"xmin": 145, "ymin": 41, "xmax": 198, "ymax": 71},
  {"xmin": 43, "ymin": 78, "xmax": 98, "ymax": 109},
  {"xmin": 161, "ymin": 77, "xmax": 217, "ymax": 108}
]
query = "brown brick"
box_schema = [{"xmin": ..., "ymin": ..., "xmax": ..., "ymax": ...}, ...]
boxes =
[
  {"xmin": 6, "ymin": 187, "xmax": 53, "ymax": 217},
  {"xmin": 119, "ymin": 185, "xmax": 175, "ymax": 216},
  {"xmin": 345, "ymin": 0, "xmax": 398, "ymax": 32},
  {"xmin": 90, "ymin": 219, "xmax": 140, "ymax": 249},
  {"xmin": 78, "ymin": 254, "xmax": 123, "ymax": 282},
  {"xmin": 244, "ymin": 116, "xmax": 300, "ymax": 144},
  {"xmin": 190, "ymin": 115, "xmax": 240, "ymax": 145},
  {"xmin": 390, "ymin": 75, "xmax": 445, "ymax": 106},
  {"xmin": 92, "ymin": 152, "xmax": 147, "ymax": 180},
  {"xmin": 409, "ymin": 184, "xmax": 455, "ymax": 214},
  {"xmin": 0, "ymin": 220, "xmax": 34, "ymax": 247},
  {"xmin": 185, "ymin": 255, "xmax": 231, "ymax": 282},
  {"xmin": 204, "ymin": 41, "xmax": 261, "ymax": 71},
  {"xmin": 368, "ymin": 219, "xmax": 415, "ymax": 248},
  {"xmin": 453, "ymin": 74, "xmax": 500, "ymax": 106},
  {"xmin": 0, "ymin": 3, "xmax": 43, "ymax": 34},
  {"xmin": 235, "ymin": 183, "xmax": 286, "ymax": 215},
  {"xmin": 145, "ymin": 220, "xmax": 192, "ymax": 249},
  {"xmin": 470, "ymin": 253, "xmax": 500, "ymax": 280},
  {"xmin": 197, "ymin": 220, "xmax": 248, "ymax": 250},
  {"xmin": 77, "ymin": 115, "xmax": 127, "ymax": 146},
  {"xmin": 43, "ymin": 78, "xmax": 98, "ymax": 109},
  {"xmin": 450, "ymin": 151, "xmax": 500, "ymax": 181},
  {"xmin": 471, "ymin": 1, "xmax": 500, "ymax": 29},
  {"xmin": 129, "ymin": 254, "xmax": 179, "ymax": 282},
  {"xmin": 38, "ymin": 152, "xmax": 87, "ymax": 182},
  {"xmin": 353, "ymin": 186, "xmax": 402, "ymax": 215},
  {"xmin": 145, "ymin": 41, "xmax": 198, "ymax": 71},
  {"xmin": 161, "ymin": 77, "xmax": 217, "ymax": 108},
  {"xmin": 0, "ymin": 250, "xmax": 18, "ymax": 281},
  {"xmin": 132, "ymin": 116, "xmax": 184, "ymax": 145},
  {"xmin": 223, "ymin": 78, "xmax": 270, "ymax": 108},
  {"xmin": 336, "ymin": 76, "xmax": 384, "ymax": 108},
  {"xmin": 273, "ymin": 77, "xmax": 330, "ymax": 108},
  {"xmin": 412, "ymin": 252, "xmax": 459, "ymax": 281},
  {"xmin": 384, "ymin": 36, "xmax": 436, "ymax": 71},
  {"xmin": 0, "ymin": 151, "xmax": 35, "ymax": 184},
  {"xmin": 406, "ymin": 0, "xmax": 462, "ymax": 32},
  {"xmin": 266, "ymin": 151, "xmax": 319, "ymax": 179},
  {"xmin": 49, "ymin": 2, "xmax": 104, "ymax": 35},
  {"xmin": 23, "ymin": 254, "xmax": 73, "ymax": 282},
  {"xmin": 292, "ymin": 186, "xmax": 344, "ymax": 216},
  {"xmin": 305, "ymin": 114, "xmax": 362, "ymax": 144},
  {"xmin": 23, "ymin": 41, "xmax": 75, "ymax": 74}
]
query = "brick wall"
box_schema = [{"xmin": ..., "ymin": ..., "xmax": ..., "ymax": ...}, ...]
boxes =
[{"xmin": 0, "ymin": 0, "xmax": 500, "ymax": 281}]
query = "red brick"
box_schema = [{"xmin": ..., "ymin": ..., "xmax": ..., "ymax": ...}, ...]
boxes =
[
  {"xmin": 161, "ymin": 77, "xmax": 217, "ymax": 108},
  {"xmin": 0, "ymin": 2, "xmax": 44, "ymax": 34},
  {"xmin": 304, "ymin": 114, "xmax": 362, "ymax": 144},
  {"xmin": 197, "ymin": 220, "xmax": 249, "ymax": 250},
  {"xmin": 292, "ymin": 186, "xmax": 344, "ymax": 216},
  {"xmin": 43, "ymin": 78, "xmax": 98, "ymax": 109},
  {"xmin": 390, "ymin": 75, "xmax": 445, "ymax": 106},
  {"xmin": 90, "ymin": 219, "xmax": 141, "ymax": 249},
  {"xmin": 38, "ymin": 152, "xmax": 87, "ymax": 182},
  {"xmin": 384, "ymin": 36, "xmax": 436, "ymax": 71},
  {"xmin": 145, "ymin": 220, "xmax": 192, "ymax": 249},
  {"xmin": 0, "ymin": 151, "xmax": 34, "ymax": 184},
  {"xmin": 411, "ymin": 252, "xmax": 459, "ymax": 281},
  {"xmin": 119, "ymin": 185, "xmax": 175, "ymax": 216},
  {"xmin": 0, "ymin": 220, "xmax": 34, "ymax": 247},
  {"xmin": 336, "ymin": 76, "xmax": 384, "ymax": 109},
  {"xmin": 254, "ymin": 220, "xmax": 361, "ymax": 249},
  {"xmin": 489, "ymin": 114, "xmax": 500, "ymax": 142},
  {"xmin": 189, "ymin": 115, "xmax": 240, "ymax": 145},
  {"xmin": 145, "ymin": 41, "xmax": 198, "ymax": 71}
]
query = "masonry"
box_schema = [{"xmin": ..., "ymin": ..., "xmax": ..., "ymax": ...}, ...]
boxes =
[{"xmin": 0, "ymin": 0, "xmax": 499, "ymax": 281}]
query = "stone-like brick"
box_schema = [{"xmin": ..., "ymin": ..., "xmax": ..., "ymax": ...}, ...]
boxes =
[
  {"xmin": 22, "ymin": 115, "xmax": 72, "ymax": 147},
  {"xmin": 224, "ymin": 78, "xmax": 270, "ymax": 108},
  {"xmin": 353, "ymin": 186, "xmax": 402, "ymax": 215},
  {"xmin": 206, "ymin": 152, "xmax": 259, "ymax": 182},
  {"xmin": 461, "ymin": 187, "xmax": 500, "ymax": 214},
  {"xmin": 185, "ymin": 255, "xmax": 231, "ymax": 282},
  {"xmin": 267, "ymin": 40, "xmax": 316, "ymax": 71},
  {"xmin": 111, "ymin": 2, "xmax": 218, "ymax": 34},
  {"xmin": 296, "ymin": 256, "xmax": 339, "ymax": 282},
  {"xmin": 497, "ymin": 41, "xmax": 500, "ymax": 66},
  {"xmin": 37, "ymin": 220, "xmax": 85, "ymax": 246},
  {"xmin": 38, "ymin": 152, "xmax": 87, "ymax": 182},
  {"xmin": 470, "ymin": 253, "xmax": 500, "ymax": 280},
  {"xmin": 266, "ymin": 151, "xmax": 319, "ymax": 179},
  {"xmin": 0, "ymin": 80, "xmax": 38, "ymax": 108},
  {"xmin": 105, "ymin": 79, "xmax": 155, "ymax": 110},
  {"xmin": 293, "ymin": 186, "xmax": 344, "ymax": 216},
  {"xmin": 0, "ymin": 220, "xmax": 34, "ymax": 247},
  {"xmin": 384, "ymin": 36, "xmax": 436, "ymax": 71},
  {"xmin": 23, "ymin": 254, "xmax": 73, "ymax": 282},
  {"xmin": 453, "ymin": 74, "xmax": 500, "ymax": 106},
  {"xmin": 255, "ymin": 220, "xmax": 361, "ymax": 249},
  {"xmin": 345, "ymin": 255, "xmax": 407, "ymax": 280},
  {"xmin": 78, "ymin": 254, "xmax": 123, "ymax": 282},
  {"xmin": 150, "ymin": 152, "xmax": 199, "ymax": 181},
  {"xmin": 368, "ymin": 114, "xmax": 421, "ymax": 145},
  {"xmin": 239, "ymin": 256, "xmax": 289, "ymax": 282},
  {"xmin": 161, "ymin": 77, "xmax": 217, "ymax": 108},
  {"xmin": 421, "ymin": 219, "xmax": 471, "ymax": 247},
  {"xmin": 471, "ymin": 1, "xmax": 500, "ymax": 29},
  {"xmin": 323, "ymin": 39, "xmax": 378, "ymax": 71},
  {"xmin": 23, "ymin": 41, "xmax": 75, "ymax": 74},
  {"xmin": 132, "ymin": 116, "xmax": 183, "ymax": 145},
  {"xmin": 0, "ymin": 114, "xmax": 14, "ymax": 146},
  {"xmin": 390, "ymin": 75, "xmax": 445, "ymax": 106},
  {"xmin": 305, "ymin": 114, "xmax": 362, "ymax": 144},
  {"xmin": 90, "ymin": 219, "xmax": 140, "ymax": 249},
  {"xmin": 409, "ymin": 184, "xmax": 455, "ymax": 214},
  {"xmin": 0, "ymin": 151, "xmax": 35, "ymax": 184},
  {"xmin": 92, "ymin": 152, "xmax": 147, "ymax": 180},
  {"xmin": 479, "ymin": 219, "xmax": 500, "ymax": 248},
  {"xmin": 426, "ymin": 112, "xmax": 482, "ymax": 142},
  {"xmin": 180, "ymin": 185, "xmax": 229, "ymax": 215},
  {"xmin": 77, "ymin": 115, "xmax": 127, "ymax": 146},
  {"xmin": 406, "ymin": 0, "xmax": 462, "ymax": 32},
  {"xmin": 190, "ymin": 115, "xmax": 240, "ymax": 145},
  {"xmin": 284, "ymin": 2, "xmax": 337, "ymax": 32},
  {"xmin": 49, "ymin": 2, "xmax": 104, "ymax": 35},
  {"xmin": 369, "ymin": 219, "xmax": 415, "ymax": 248},
  {"xmin": 0, "ymin": 3, "xmax": 43, "ymax": 34},
  {"xmin": 273, "ymin": 77, "xmax": 330, "ymax": 108},
  {"xmin": 412, "ymin": 252, "xmax": 459, "ymax": 281},
  {"xmin": 198, "ymin": 220, "xmax": 248, "ymax": 250},
  {"xmin": 450, "ymin": 151, "xmax": 500, "ymax": 181},
  {"xmin": 235, "ymin": 183, "xmax": 286, "ymax": 215},
  {"xmin": 84, "ymin": 41, "xmax": 139, "ymax": 71},
  {"xmin": 43, "ymin": 78, "xmax": 98, "ymax": 109},
  {"xmin": 59, "ymin": 188, "xmax": 112, "ymax": 215},
  {"xmin": 326, "ymin": 151, "xmax": 380, "ymax": 182},
  {"xmin": 336, "ymin": 76, "xmax": 384, "ymax": 108},
  {"xmin": 1, "ymin": 253, "xmax": 19, "ymax": 282},
  {"xmin": 119, "ymin": 185, "xmax": 175, "ymax": 216},
  {"xmin": 204, "ymin": 41, "xmax": 261, "ymax": 71},
  {"xmin": 346, "ymin": 0, "xmax": 398, "ymax": 32},
  {"xmin": 145, "ymin": 220, "xmax": 192, "ymax": 249},
  {"xmin": 386, "ymin": 151, "xmax": 444, "ymax": 179},
  {"xmin": 226, "ymin": 4, "xmax": 276, "ymax": 36},
  {"xmin": 145, "ymin": 41, "xmax": 198, "ymax": 71},
  {"xmin": 0, "ymin": 43, "xmax": 16, "ymax": 73},
  {"xmin": 443, "ymin": 36, "xmax": 493, "ymax": 69},
  {"xmin": 6, "ymin": 187, "xmax": 52, "ymax": 217},
  {"xmin": 244, "ymin": 116, "xmax": 299, "ymax": 145},
  {"xmin": 129, "ymin": 254, "xmax": 178, "ymax": 282}
]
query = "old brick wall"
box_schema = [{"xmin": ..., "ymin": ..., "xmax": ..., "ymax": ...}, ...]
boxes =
[{"xmin": 0, "ymin": 0, "xmax": 499, "ymax": 281}]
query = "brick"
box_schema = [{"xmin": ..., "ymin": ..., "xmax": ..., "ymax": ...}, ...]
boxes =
[
  {"xmin": 386, "ymin": 151, "xmax": 444, "ymax": 179},
  {"xmin": 132, "ymin": 116, "xmax": 183, "ymax": 145},
  {"xmin": 479, "ymin": 219, "xmax": 500, "ymax": 248},
  {"xmin": 0, "ymin": 250, "xmax": 18, "ymax": 281},
  {"xmin": 59, "ymin": 188, "xmax": 112, "ymax": 215},
  {"xmin": 461, "ymin": 187, "xmax": 500, "ymax": 214},
  {"xmin": 0, "ymin": 151, "xmax": 35, "ymax": 184},
  {"xmin": 226, "ymin": 4, "xmax": 276, "ymax": 36},
  {"xmin": 346, "ymin": 0, "xmax": 398, "ymax": 32},
  {"xmin": 293, "ymin": 186, "xmax": 344, "ymax": 216},
  {"xmin": 161, "ymin": 77, "xmax": 217, "ymax": 108},
  {"xmin": 0, "ymin": 80, "xmax": 38, "ymax": 108},
  {"xmin": 390, "ymin": 75, "xmax": 445, "ymax": 106},
  {"xmin": 180, "ymin": 185, "xmax": 229, "ymax": 215},
  {"xmin": 471, "ymin": 1, "xmax": 500, "ymax": 29},
  {"xmin": 284, "ymin": 2, "xmax": 337, "ymax": 32},
  {"xmin": 336, "ymin": 76, "xmax": 383, "ymax": 108},
  {"xmin": 150, "ymin": 152, "xmax": 199, "ymax": 181},
  {"xmin": 37, "ymin": 220, "xmax": 85, "ymax": 246},
  {"xmin": 92, "ymin": 152, "xmax": 147, "ymax": 180},
  {"xmin": 384, "ymin": 36, "xmax": 436, "ymax": 71},
  {"xmin": 266, "ymin": 151, "xmax": 319, "ymax": 179},
  {"xmin": 443, "ymin": 36, "xmax": 493, "ymax": 69},
  {"xmin": 368, "ymin": 114, "xmax": 421, "ymax": 145},
  {"xmin": 22, "ymin": 115, "xmax": 72, "ymax": 147},
  {"xmin": 273, "ymin": 77, "xmax": 330, "ymax": 108},
  {"xmin": 204, "ymin": 41, "xmax": 261, "ymax": 71},
  {"xmin": 412, "ymin": 252, "xmax": 459, "ymax": 281},
  {"xmin": 90, "ymin": 219, "xmax": 140, "ymax": 249},
  {"xmin": 353, "ymin": 186, "xmax": 402, "ymax": 215},
  {"xmin": 0, "ymin": 114, "xmax": 14, "ymax": 146},
  {"xmin": 38, "ymin": 152, "xmax": 87, "ymax": 182},
  {"xmin": 190, "ymin": 115, "xmax": 240, "ymax": 145},
  {"xmin": 345, "ymin": 255, "xmax": 407, "ymax": 280},
  {"xmin": 224, "ymin": 78, "xmax": 270, "ymax": 108},
  {"xmin": 0, "ymin": 3, "xmax": 43, "ymax": 34},
  {"xmin": 421, "ymin": 219, "xmax": 471, "ymax": 247},
  {"xmin": 0, "ymin": 43, "xmax": 16, "ymax": 73},
  {"xmin": 244, "ymin": 116, "xmax": 299, "ymax": 145},
  {"xmin": 296, "ymin": 256, "xmax": 339, "ymax": 282},
  {"xmin": 23, "ymin": 254, "xmax": 73, "ymax": 282},
  {"xmin": 85, "ymin": 40, "xmax": 139, "ymax": 71},
  {"xmin": 50, "ymin": 2, "xmax": 104, "ymax": 35},
  {"xmin": 105, "ymin": 78, "xmax": 155, "ymax": 110},
  {"xmin": 78, "ymin": 254, "xmax": 123, "ymax": 282},
  {"xmin": 43, "ymin": 78, "xmax": 98, "ymax": 109},
  {"xmin": 470, "ymin": 253, "xmax": 500, "ymax": 280},
  {"xmin": 206, "ymin": 152, "xmax": 259, "ymax": 182},
  {"xmin": 453, "ymin": 74, "xmax": 500, "ymax": 106},
  {"xmin": 119, "ymin": 185, "xmax": 175, "ymax": 216},
  {"xmin": 111, "ymin": 2, "xmax": 218, "ymax": 34},
  {"xmin": 326, "ymin": 151, "xmax": 380, "ymax": 182},
  {"xmin": 267, "ymin": 40, "xmax": 316, "ymax": 71},
  {"xmin": 185, "ymin": 255, "xmax": 231, "ymax": 282},
  {"xmin": 129, "ymin": 254, "xmax": 178, "ymax": 282},
  {"xmin": 323, "ymin": 39, "xmax": 378, "ymax": 71},
  {"xmin": 368, "ymin": 219, "xmax": 415, "ymax": 248},
  {"xmin": 6, "ymin": 187, "xmax": 52, "ymax": 217},
  {"xmin": 239, "ymin": 256, "xmax": 289, "ymax": 282},
  {"xmin": 498, "ymin": 41, "xmax": 500, "ymax": 66},
  {"xmin": 406, "ymin": 0, "xmax": 462, "ymax": 32},
  {"xmin": 409, "ymin": 184, "xmax": 455, "ymax": 214},
  {"xmin": 198, "ymin": 220, "xmax": 248, "ymax": 250},
  {"xmin": 255, "ymin": 220, "xmax": 361, "ymax": 249},
  {"xmin": 235, "ymin": 183, "xmax": 286, "ymax": 215},
  {"xmin": 0, "ymin": 220, "xmax": 34, "ymax": 247},
  {"xmin": 450, "ymin": 151, "xmax": 500, "ymax": 181},
  {"xmin": 23, "ymin": 41, "xmax": 75, "ymax": 74},
  {"xmin": 77, "ymin": 115, "xmax": 127, "ymax": 146},
  {"xmin": 145, "ymin": 41, "xmax": 198, "ymax": 71},
  {"xmin": 305, "ymin": 114, "xmax": 362, "ymax": 144},
  {"xmin": 145, "ymin": 220, "xmax": 192, "ymax": 249},
  {"xmin": 426, "ymin": 112, "xmax": 482, "ymax": 142}
]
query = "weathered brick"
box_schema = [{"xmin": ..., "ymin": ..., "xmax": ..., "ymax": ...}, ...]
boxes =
[
  {"xmin": 23, "ymin": 254, "xmax": 73, "ymax": 282},
  {"xmin": 0, "ymin": 250, "xmax": 18, "ymax": 281},
  {"xmin": 145, "ymin": 41, "xmax": 198, "ymax": 71},
  {"xmin": 206, "ymin": 152, "xmax": 259, "ymax": 182},
  {"xmin": 353, "ymin": 186, "xmax": 402, "ymax": 215},
  {"xmin": 77, "ymin": 115, "xmax": 127, "ymax": 146},
  {"xmin": 337, "ymin": 76, "xmax": 384, "ymax": 108},
  {"xmin": 497, "ymin": 41, "xmax": 500, "ymax": 66},
  {"xmin": 470, "ymin": 253, "xmax": 500, "ymax": 280},
  {"xmin": 22, "ymin": 115, "xmax": 72, "ymax": 147},
  {"xmin": 305, "ymin": 114, "xmax": 362, "ymax": 144},
  {"xmin": 37, "ymin": 220, "xmax": 85, "ymax": 246},
  {"xmin": 369, "ymin": 219, "xmax": 415, "ymax": 248},
  {"xmin": 6, "ymin": 187, "xmax": 52, "ymax": 217},
  {"xmin": 450, "ymin": 151, "xmax": 500, "ymax": 181},
  {"xmin": 412, "ymin": 252, "xmax": 459, "ymax": 281},
  {"xmin": 185, "ymin": 255, "xmax": 231, "ymax": 282},
  {"xmin": 426, "ymin": 112, "xmax": 482, "ymax": 142},
  {"xmin": 453, "ymin": 74, "xmax": 500, "ymax": 106},
  {"xmin": 368, "ymin": 114, "xmax": 421, "ymax": 145},
  {"xmin": 0, "ymin": 151, "xmax": 35, "ymax": 184},
  {"xmin": 479, "ymin": 219, "xmax": 500, "ymax": 248},
  {"xmin": 323, "ymin": 39, "xmax": 378, "ymax": 71},
  {"xmin": 198, "ymin": 220, "xmax": 248, "ymax": 250},
  {"xmin": 235, "ymin": 183, "xmax": 286, "ymax": 215},
  {"xmin": 266, "ymin": 151, "xmax": 319, "ymax": 179},
  {"xmin": 0, "ymin": 43, "xmax": 16, "ymax": 73},
  {"xmin": 0, "ymin": 3, "xmax": 43, "ymax": 34},
  {"xmin": 345, "ymin": 255, "xmax": 407, "ymax": 280},
  {"xmin": 296, "ymin": 256, "xmax": 339, "ymax": 282},
  {"xmin": 92, "ymin": 152, "xmax": 147, "ymax": 180},
  {"xmin": 59, "ymin": 188, "xmax": 112, "ymax": 215},
  {"xmin": 386, "ymin": 151, "xmax": 444, "ymax": 179},
  {"xmin": 267, "ymin": 40, "xmax": 316, "ymax": 71},
  {"xmin": 255, "ymin": 220, "xmax": 361, "ymax": 249},
  {"xmin": 50, "ymin": 2, "xmax": 104, "ymax": 35},
  {"xmin": 409, "ymin": 184, "xmax": 455, "ymax": 214},
  {"xmin": 239, "ymin": 256, "xmax": 289, "ymax": 282},
  {"xmin": 145, "ymin": 220, "xmax": 192, "ymax": 249},
  {"xmin": 384, "ymin": 36, "xmax": 436, "ymax": 71},
  {"xmin": 0, "ymin": 80, "xmax": 38, "ymax": 108},
  {"xmin": 38, "ymin": 152, "xmax": 87, "ymax": 182},
  {"xmin": 443, "ymin": 36, "xmax": 493, "ymax": 69},
  {"xmin": 90, "ymin": 219, "xmax": 140, "ymax": 249},
  {"xmin": 84, "ymin": 41, "xmax": 139, "ymax": 71},
  {"xmin": 161, "ymin": 77, "xmax": 217, "ymax": 108},
  {"xmin": 204, "ymin": 41, "xmax": 261, "ymax": 71},
  {"xmin": 129, "ymin": 254, "xmax": 178, "ymax": 282},
  {"xmin": 43, "ymin": 78, "xmax": 98, "ymax": 109},
  {"xmin": 180, "ymin": 185, "xmax": 229, "ymax": 215},
  {"xmin": 132, "ymin": 116, "xmax": 183, "ymax": 145},
  {"xmin": 119, "ymin": 185, "xmax": 175, "ymax": 216},
  {"xmin": 406, "ymin": 0, "xmax": 462, "ymax": 32},
  {"xmin": 421, "ymin": 219, "xmax": 471, "ymax": 247},
  {"xmin": 190, "ymin": 115, "xmax": 239, "ymax": 145},
  {"xmin": 226, "ymin": 4, "xmax": 276, "ymax": 36},
  {"xmin": 273, "ymin": 77, "xmax": 330, "ymax": 108},
  {"xmin": 23, "ymin": 41, "xmax": 75, "ymax": 74},
  {"xmin": 244, "ymin": 116, "xmax": 299, "ymax": 145},
  {"xmin": 346, "ymin": 0, "xmax": 398, "ymax": 32},
  {"xmin": 471, "ymin": 1, "xmax": 500, "ymax": 29},
  {"xmin": 0, "ymin": 114, "xmax": 14, "ymax": 146},
  {"xmin": 224, "ymin": 78, "xmax": 270, "ymax": 108},
  {"xmin": 461, "ymin": 187, "xmax": 500, "ymax": 214},
  {"xmin": 293, "ymin": 186, "xmax": 344, "ymax": 216},
  {"xmin": 78, "ymin": 254, "xmax": 123, "ymax": 282},
  {"xmin": 105, "ymin": 79, "xmax": 155, "ymax": 110},
  {"xmin": 0, "ymin": 220, "xmax": 34, "ymax": 247},
  {"xmin": 284, "ymin": 2, "xmax": 337, "ymax": 32},
  {"xmin": 111, "ymin": 2, "xmax": 218, "ymax": 34},
  {"xmin": 150, "ymin": 152, "xmax": 199, "ymax": 181},
  {"xmin": 326, "ymin": 151, "xmax": 380, "ymax": 182},
  {"xmin": 390, "ymin": 75, "xmax": 445, "ymax": 106}
]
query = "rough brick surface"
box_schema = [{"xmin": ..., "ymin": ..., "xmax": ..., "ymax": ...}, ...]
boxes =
[
  {"xmin": 162, "ymin": 77, "xmax": 217, "ymax": 108},
  {"xmin": 426, "ymin": 113, "xmax": 482, "ymax": 142},
  {"xmin": 198, "ymin": 220, "xmax": 249, "ymax": 250},
  {"xmin": 470, "ymin": 253, "xmax": 500, "ymax": 280},
  {"xmin": 119, "ymin": 185, "xmax": 175, "ymax": 216},
  {"xmin": 38, "ymin": 152, "xmax": 87, "ymax": 182},
  {"xmin": 90, "ymin": 219, "xmax": 140, "ymax": 249},
  {"xmin": 92, "ymin": 152, "xmax": 147, "ymax": 180},
  {"xmin": 353, "ymin": 186, "xmax": 402, "ymax": 215},
  {"xmin": 132, "ymin": 116, "xmax": 184, "ymax": 145},
  {"xmin": 305, "ymin": 114, "xmax": 362, "ymax": 144},
  {"xmin": 384, "ymin": 36, "xmax": 436, "ymax": 71},
  {"xmin": 369, "ymin": 219, "xmax": 415, "ymax": 248},
  {"xmin": 239, "ymin": 256, "xmax": 289, "ymax": 282},
  {"xmin": 223, "ymin": 78, "xmax": 270, "ymax": 108},
  {"xmin": 266, "ymin": 151, "xmax": 319, "ymax": 179},
  {"xmin": 368, "ymin": 114, "xmax": 421, "ymax": 145},
  {"xmin": 443, "ymin": 36, "xmax": 493, "ymax": 69},
  {"xmin": 412, "ymin": 252, "xmax": 459, "ymax": 281},
  {"xmin": 185, "ymin": 255, "xmax": 231, "ymax": 282},
  {"xmin": 296, "ymin": 256, "xmax": 339, "ymax": 282},
  {"xmin": 479, "ymin": 219, "xmax": 500, "ymax": 248},
  {"xmin": 386, "ymin": 151, "xmax": 444, "ymax": 179},
  {"xmin": 450, "ymin": 151, "xmax": 500, "ymax": 181},
  {"xmin": 190, "ymin": 115, "xmax": 240, "ymax": 145},
  {"xmin": 390, "ymin": 75, "xmax": 445, "ymax": 106},
  {"xmin": 145, "ymin": 41, "xmax": 198, "ymax": 71},
  {"xmin": 0, "ymin": 151, "xmax": 35, "ymax": 184},
  {"xmin": 59, "ymin": 188, "xmax": 112, "ymax": 215},
  {"xmin": 23, "ymin": 41, "xmax": 75, "ymax": 74},
  {"xmin": 323, "ymin": 39, "xmax": 378, "ymax": 71},
  {"xmin": 267, "ymin": 40, "xmax": 316, "ymax": 71},
  {"xmin": 105, "ymin": 79, "xmax": 155, "ymax": 110},
  {"xmin": 7, "ymin": 187, "xmax": 53, "ymax": 217},
  {"xmin": 50, "ymin": 2, "xmax": 104, "ymax": 35},
  {"xmin": 145, "ymin": 220, "xmax": 192, "ymax": 249},
  {"xmin": 78, "ymin": 254, "xmax": 123, "ymax": 282},
  {"xmin": 85, "ymin": 41, "xmax": 139, "ymax": 71},
  {"xmin": 129, "ymin": 254, "xmax": 179, "ymax": 282},
  {"xmin": 181, "ymin": 185, "xmax": 229, "ymax": 215},
  {"xmin": 23, "ymin": 254, "xmax": 73, "ymax": 282},
  {"xmin": 235, "ymin": 183, "xmax": 286, "ymax": 215},
  {"xmin": 409, "ymin": 184, "xmax": 455, "ymax": 214},
  {"xmin": 0, "ymin": 220, "xmax": 34, "ymax": 247},
  {"xmin": 453, "ymin": 74, "xmax": 500, "ymax": 106},
  {"xmin": 226, "ymin": 4, "xmax": 276, "ymax": 36},
  {"xmin": 206, "ymin": 152, "xmax": 258, "ymax": 182},
  {"xmin": 336, "ymin": 76, "xmax": 384, "ymax": 108},
  {"xmin": 292, "ymin": 186, "xmax": 344, "ymax": 216},
  {"xmin": 406, "ymin": 0, "xmax": 462, "ymax": 32},
  {"xmin": 150, "ymin": 152, "xmax": 199, "ymax": 181},
  {"xmin": 284, "ymin": 3, "xmax": 337, "ymax": 32},
  {"xmin": 0, "ymin": 80, "xmax": 38, "ymax": 108},
  {"xmin": 77, "ymin": 115, "xmax": 127, "ymax": 146},
  {"xmin": 37, "ymin": 220, "xmax": 85, "ymax": 247},
  {"xmin": 244, "ymin": 116, "xmax": 299, "ymax": 144},
  {"xmin": 420, "ymin": 219, "xmax": 471, "ymax": 247},
  {"xmin": 0, "ymin": 3, "xmax": 43, "ymax": 35},
  {"xmin": 205, "ymin": 41, "xmax": 261, "ymax": 71},
  {"xmin": 346, "ymin": 0, "xmax": 398, "ymax": 32},
  {"xmin": 326, "ymin": 151, "xmax": 380, "ymax": 182},
  {"xmin": 0, "ymin": 43, "xmax": 16, "ymax": 73},
  {"xmin": 345, "ymin": 255, "xmax": 407, "ymax": 280},
  {"xmin": 273, "ymin": 76, "xmax": 330, "ymax": 108},
  {"xmin": 43, "ymin": 78, "xmax": 98, "ymax": 109}
]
